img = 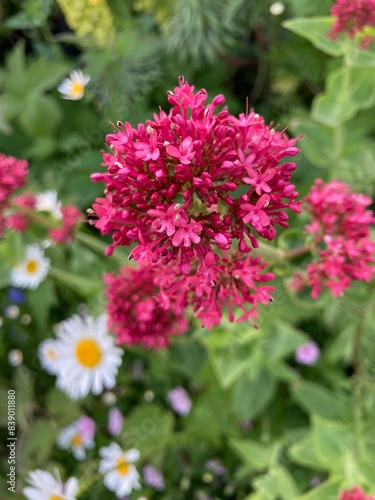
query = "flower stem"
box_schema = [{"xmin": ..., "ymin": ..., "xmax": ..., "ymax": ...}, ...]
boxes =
[{"xmin": 254, "ymin": 241, "xmax": 312, "ymax": 261}]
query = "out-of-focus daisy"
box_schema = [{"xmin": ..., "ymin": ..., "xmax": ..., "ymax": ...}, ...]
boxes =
[
  {"xmin": 57, "ymin": 416, "xmax": 95, "ymax": 460},
  {"xmin": 23, "ymin": 468, "xmax": 78, "ymax": 500},
  {"xmin": 38, "ymin": 338, "xmax": 62, "ymax": 375},
  {"xmin": 58, "ymin": 70, "xmax": 90, "ymax": 100},
  {"xmin": 36, "ymin": 190, "xmax": 62, "ymax": 219},
  {"xmin": 10, "ymin": 244, "xmax": 50, "ymax": 289},
  {"xmin": 54, "ymin": 314, "xmax": 123, "ymax": 400},
  {"xmin": 99, "ymin": 443, "xmax": 141, "ymax": 497},
  {"xmin": 7, "ymin": 349, "xmax": 23, "ymax": 367}
]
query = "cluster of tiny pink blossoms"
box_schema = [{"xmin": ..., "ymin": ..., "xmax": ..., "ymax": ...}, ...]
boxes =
[
  {"xmin": 339, "ymin": 486, "xmax": 375, "ymax": 500},
  {"xmin": 92, "ymin": 77, "xmax": 301, "ymax": 338},
  {"xmin": 328, "ymin": 0, "xmax": 375, "ymax": 48},
  {"xmin": 0, "ymin": 152, "xmax": 29, "ymax": 236},
  {"xmin": 304, "ymin": 179, "xmax": 375, "ymax": 299}
]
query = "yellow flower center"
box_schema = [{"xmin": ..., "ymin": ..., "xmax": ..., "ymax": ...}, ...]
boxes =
[
  {"xmin": 75, "ymin": 338, "xmax": 102, "ymax": 368},
  {"xmin": 71, "ymin": 82, "xmax": 84, "ymax": 97},
  {"xmin": 71, "ymin": 433, "xmax": 83, "ymax": 447},
  {"xmin": 26, "ymin": 260, "xmax": 39, "ymax": 274},
  {"xmin": 49, "ymin": 496, "xmax": 63, "ymax": 500},
  {"xmin": 116, "ymin": 457, "xmax": 130, "ymax": 475},
  {"xmin": 46, "ymin": 348, "xmax": 56, "ymax": 359}
]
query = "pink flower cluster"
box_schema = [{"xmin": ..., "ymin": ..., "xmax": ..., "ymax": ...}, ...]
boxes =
[
  {"xmin": 0, "ymin": 152, "xmax": 29, "ymax": 236},
  {"xmin": 49, "ymin": 206, "xmax": 83, "ymax": 243},
  {"xmin": 304, "ymin": 179, "xmax": 375, "ymax": 298},
  {"xmin": 92, "ymin": 77, "xmax": 301, "ymax": 341},
  {"xmin": 91, "ymin": 76, "xmax": 301, "ymax": 269},
  {"xmin": 339, "ymin": 486, "xmax": 375, "ymax": 500},
  {"xmin": 328, "ymin": 0, "xmax": 375, "ymax": 48}
]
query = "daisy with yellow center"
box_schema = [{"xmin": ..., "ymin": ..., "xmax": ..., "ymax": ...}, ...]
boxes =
[
  {"xmin": 57, "ymin": 416, "xmax": 95, "ymax": 460},
  {"xmin": 38, "ymin": 338, "xmax": 62, "ymax": 375},
  {"xmin": 23, "ymin": 468, "xmax": 78, "ymax": 500},
  {"xmin": 10, "ymin": 244, "xmax": 50, "ymax": 289},
  {"xmin": 52, "ymin": 314, "xmax": 123, "ymax": 400},
  {"xmin": 57, "ymin": 70, "xmax": 90, "ymax": 100},
  {"xmin": 99, "ymin": 443, "xmax": 141, "ymax": 497}
]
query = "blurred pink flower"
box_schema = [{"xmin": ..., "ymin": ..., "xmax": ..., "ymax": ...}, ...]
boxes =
[
  {"xmin": 108, "ymin": 407, "xmax": 124, "ymax": 436},
  {"xmin": 76, "ymin": 415, "xmax": 95, "ymax": 441},
  {"xmin": 167, "ymin": 386, "xmax": 192, "ymax": 416},
  {"xmin": 295, "ymin": 341, "xmax": 320, "ymax": 366}
]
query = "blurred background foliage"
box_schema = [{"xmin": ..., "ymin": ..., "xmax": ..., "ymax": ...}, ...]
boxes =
[{"xmin": 1, "ymin": 0, "xmax": 375, "ymax": 498}]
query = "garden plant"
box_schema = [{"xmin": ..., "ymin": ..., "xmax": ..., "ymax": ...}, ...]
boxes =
[{"xmin": 0, "ymin": 0, "xmax": 375, "ymax": 499}]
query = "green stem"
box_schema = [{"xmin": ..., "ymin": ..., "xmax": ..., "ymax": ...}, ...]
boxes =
[
  {"xmin": 253, "ymin": 241, "xmax": 312, "ymax": 262},
  {"xmin": 76, "ymin": 230, "xmax": 129, "ymax": 266},
  {"xmin": 334, "ymin": 44, "xmax": 352, "ymax": 158}
]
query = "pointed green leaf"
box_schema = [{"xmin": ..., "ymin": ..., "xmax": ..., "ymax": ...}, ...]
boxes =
[
  {"xmin": 291, "ymin": 381, "xmax": 347, "ymax": 420},
  {"xmin": 231, "ymin": 369, "xmax": 277, "ymax": 419},
  {"xmin": 230, "ymin": 438, "xmax": 281, "ymax": 471},
  {"xmin": 283, "ymin": 17, "xmax": 345, "ymax": 56}
]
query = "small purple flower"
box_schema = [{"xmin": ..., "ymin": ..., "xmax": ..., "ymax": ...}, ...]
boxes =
[
  {"xmin": 7, "ymin": 288, "xmax": 25, "ymax": 304},
  {"xmin": 108, "ymin": 407, "xmax": 124, "ymax": 436},
  {"xmin": 295, "ymin": 341, "xmax": 320, "ymax": 366},
  {"xmin": 143, "ymin": 464, "xmax": 165, "ymax": 491},
  {"xmin": 310, "ymin": 476, "xmax": 321, "ymax": 488},
  {"xmin": 205, "ymin": 459, "xmax": 227, "ymax": 476},
  {"xmin": 167, "ymin": 386, "xmax": 192, "ymax": 416},
  {"xmin": 76, "ymin": 415, "xmax": 95, "ymax": 441}
]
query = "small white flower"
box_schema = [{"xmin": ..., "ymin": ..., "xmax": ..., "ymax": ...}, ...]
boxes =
[
  {"xmin": 270, "ymin": 2, "xmax": 285, "ymax": 15},
  {"xmin": 38, "ymin": 338, "xmax": 63, "ymax": 375},
  {"xmin": 36, "ymin": 190, "xmax": 62, "ymax": 219},
  {"xmin": 8, "ymin": 349, "xmax": 23, "ymax": 367},
  {"xmin": 99, "ymin": 443, "xmax": 141, "ymax": 497},
  {"xmin": 57, "ymin": 421, "xmax": 94, "ymax": 461},
  {"xmin": 10, "ymin": 244, "xmax": 50, "ymax": 289},
  {"xmin": 53, "ymin": 314, "xmax": 123, "ymax": 400},
  {"xmin": 23, "ymin": 468, "xmax": 78, "ymax": 500},
  {"xmin": 58, "ymin": 70, "xmax": 90, "ymax": 100}
]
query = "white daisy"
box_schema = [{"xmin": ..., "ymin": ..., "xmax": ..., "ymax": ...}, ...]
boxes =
[
  {"xmin": 54, "ymin": 314, "xmax": 123, "ymax": 400},
  {"xmin": 99, "ymin": 443, "xmax": 141, "ymax": 497},
  {"xmin": 57, "ymin": 420, "xmax": 95, "ymax": 460},
  {"xmin": 23, "ymin": 468, "xmax": 78, "ymax": 500},
  {"xmin": 58, "ymin": 70, "xmax": 90, "ymax": 100},
  {"xmin": 36, "ymin": 190, "xmax": 62, "ymax": 219},
  {"xmin": 10, "ymin": 244, "xmax": 50, "ymax": 289},
  {"xmin": 38, "ymin": 338, "xmax": 63, "ymax": 375}
]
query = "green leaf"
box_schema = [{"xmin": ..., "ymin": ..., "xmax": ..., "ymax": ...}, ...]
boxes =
[
  {"xmin": 347, "ymin": 45, "xmax": 375, "ymax": 67},
  {"xmin": 291, "ymin": 381, "xmax": 347, "ymax": 420},
  {"xmin": 294, "ymin": 477, "xmax": 342, "ymax": 500},
  {"xmin": 209, "ymin": 341, "xmax": 258, "ymax": 388},
  {"xmin": 5, "ymin": 0, "xmax": 53, "ymax": 29},
  {"xmin": 19, "ymin": 95, "xmax": 62, "ymax": 137},
  {"xmin": 253, "ymin": 465, "xmax": 300, "ymax": 500},
  {"xmin": 14, "ymin": 366, "xmax": 34, "ymax": 425},
  {"xmin": 311, "ymin": 416, "xmax": 352, "ymax": 467},
  {"xmin": 312, "ymin": 93, "xmax": 357, "ymax": 127},
  {"xmin": 27, "ymin": 280, "xmax": 57, "ymax": 329},
  {"xmin": 231, "ymin": 369, "xmax": 277, "ymax": 420},
  {"xmin": 25, "ymin": 58, "xmax": 69, "ymax": 94},
  {"xmin": 18, "ymin": 419, "xmax": 57, "ymax": 468},
  {"xmin": 169, "ymin": 339, "xmax": 207, "ymax": 377},
  {"xmin": 45, "ymin": 389, "xmax": 81, "ymax": 426},
  {"xmin": 262, "ymin": 321, "xmax": 308, "ymax": 360},
  {"xmin": 121, "ymin": 404, "xmax": 174, "ymax": 458},
  {"xmin": 283, "ymin": 17, "xmax": 345, "ymax": 56},
  {"xmin": 230, "ymin": 438, "xmax": 281, "ymax": 471},
  {"xmin": 289, "ymin": 433, "xmax": 327, "ymax": 470}
]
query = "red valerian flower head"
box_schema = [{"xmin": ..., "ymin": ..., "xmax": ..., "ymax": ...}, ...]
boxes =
[
  {"xmin": 328, "ymin": 0, "xmax": 375, "ymax": 48},
  {"xmin": 339, "ymin": 486, "xmax": 375, "ymax": 500},
  {"xmin": 91, "ymin": 77, "xmax": 301, "ymax": 280},
  {"xmin": 105, "ymin": 264, "xmax": 188, "ymax": 349},
  {"xmin": 302, "ymin": 179, "xmax": 375, "ymax": 298},
  {"xmin": 0, "ymin": 152, "xmax": 29, "ymax": 236}
]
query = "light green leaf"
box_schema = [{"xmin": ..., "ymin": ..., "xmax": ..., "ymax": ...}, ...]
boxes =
[
  {"xmin": 45, "ymin": 389, "xmax": 81, "ymax": 426},
  {"xmin": 290, "ymin": 118, "xmax": 336, "ymax": 168},
  {"xmin": 312, "ymin": 93, "xmax": 357, "ymax": 127},
  {"xmin": 18, "ymin": 419, "xmax": 57, "ymax": 468},
  {"xmin": 312, "ymin": 416, "xmax": 352, "ymax": 467},
  {"xmin": 231, "ymin": 369, "xmax": 277, "ymax": 420},
  {"xmin": 294, "ymin": 477, "xmax": 342, "ymax": 500},
  {"xmin": 253, "ymin": 465, "xmax": 300, "ymax": 500},
  {"xmin": 283, "ymin": 17, "xmax": 345, "ymax": 56},
  {"xmin": 291, "ymin": 381, "xmax": 347, "ymax": 420},
  {"xmin": 209, "ymin": 341, "xmax": 258, "ymax": 388},
  {"xmin": 19, "ymin": 95, "xmax": 62, "ymax": 137},
  {"xmin": 26, "ymin": 58, "xmax": 69, "ymax": 94},
  {"xmin": 347, "ymin": 45, "xmax": 375, "ymax": 67},
  {"xmin": 230, "ymin": 438, "xmax": 281, "ymax": 471},
  {"xmin": 169, "ymin": 340, "xmax": 207, "ymax": 377},
  {"xmin": 262, "ymin": 321, "xmax": 308, "ymax": 360},
  {"xmin": 289, "ymin": 433, "xmax": 327, "ymax": 470}
]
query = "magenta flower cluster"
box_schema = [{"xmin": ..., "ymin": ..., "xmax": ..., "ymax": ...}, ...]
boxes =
[
  {"xmin": 304, "ymin": 179, "xmax": 375, "ymax": 299},
  {"xmin": 92, "ymin": 77, "xmax": 301, "ymax": 345},
  {"xmin": 339, "ymin": 486, "xmax": 375, "ymax": 500},
  {"xmin": 328, "ymin": 0, "xmax": 375, "ymax": 48},
  {"xmin": 0, "ymin": 152, "xmax": 29, "ymax": 236}
]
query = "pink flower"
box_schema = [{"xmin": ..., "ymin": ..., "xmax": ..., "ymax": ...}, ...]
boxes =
[
  {"xmin": 0, "ymin": 152, "xmax": 29, "ymax": 235},
  {"xmin": 328, "ymin": 0, "xmax": 375, "ymax": 48},
  {"xmin": 76, "ymin": 415, "xmax": 96, "ymax": 441},
  {"xmin": 49, "ymin": 205, "xmax": 82, "ymax": 243},
  {"xmin": 304, "ymin": 180, "xmax": 375, "ymax": 299},
  {"xmin": 143, "ymin": 465, "xmax": 165, "ymax": 491},
  {"xmin": 167, "ymin": 386, "xmax": 192, "ymax": 416},
  {"xmin": 105, "ymin": 264, "xmax": 188, "ymax": 349},
  {"xmin": 339, "ymin": 486, "xmax": 375, "ymax": 500},
  {"xmin": 91, "ymin": 77, "xmax": 301, "ymax": 280},
  {"xmin": 108, "ymin": 407, "xmax": 124, "ymax": 436},
  {"xmin": 295, "ymin": 341, "xmax": 320, "ymax": 366}
]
